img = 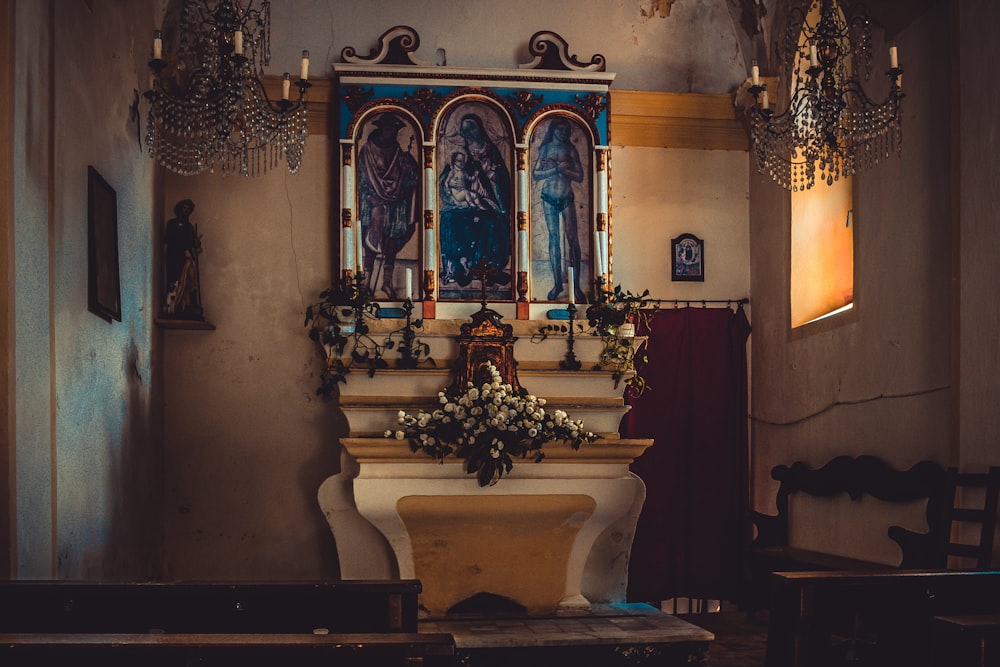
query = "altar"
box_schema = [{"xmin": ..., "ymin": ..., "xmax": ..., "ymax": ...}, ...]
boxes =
[
  {"xmin": 315, "ymin": 27, "xmax": 654, "ymax": 618},
  {"xmin": 317, "ymin": 306, "xmax": 653, "ymax": 617}
]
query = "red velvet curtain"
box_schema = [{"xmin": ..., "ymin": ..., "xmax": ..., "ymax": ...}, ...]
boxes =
[{"xmin": 623, "ymin": 305, "xmax": 751, "ymax": 603}]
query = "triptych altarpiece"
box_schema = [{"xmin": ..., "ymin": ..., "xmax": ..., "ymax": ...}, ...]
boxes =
[{"xmin": 335, "ymin": 27, "xmax": 615, "ymax": 315}]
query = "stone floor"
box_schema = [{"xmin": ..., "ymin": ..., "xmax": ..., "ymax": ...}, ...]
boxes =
[
  {"xmin": 677, "ymin": 611, "xmax": 769, "ymax": 667},
  {"xmin": 418, "ymin": 603, "xmax": 765, "ymax": 666}
]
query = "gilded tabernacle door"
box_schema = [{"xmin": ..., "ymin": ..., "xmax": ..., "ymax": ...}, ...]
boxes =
[{"xmin": 334, "ymin": 27, "xmax": 613, "ymax": 319}]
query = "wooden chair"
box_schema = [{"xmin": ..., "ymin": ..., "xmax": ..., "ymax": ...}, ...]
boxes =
[{"xmin": 942, "ymin": 466, "xmax": 1000, "ymax": 569}]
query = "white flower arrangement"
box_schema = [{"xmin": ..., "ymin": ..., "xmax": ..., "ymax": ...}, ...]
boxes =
[{"xmin": 385, "ymin": 362, "xmax": 599, "ymax": 486}]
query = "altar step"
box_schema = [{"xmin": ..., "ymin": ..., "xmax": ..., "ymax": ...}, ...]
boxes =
[
  {"xmin": 339, "ymin": 367, "xmax": 636, "ymax": 437},
  {"xmin": 418, "ymin": 603, "xmax": 713, "ymax": 667}
]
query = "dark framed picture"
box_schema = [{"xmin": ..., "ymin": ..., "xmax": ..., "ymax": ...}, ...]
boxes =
[
  {"xmin": 87, "ymin": 166, "xmax": 122, "ymax": 322},
  {"xmin": 671, "ymin": 233, "xmax": 704, "ymax": 282}
]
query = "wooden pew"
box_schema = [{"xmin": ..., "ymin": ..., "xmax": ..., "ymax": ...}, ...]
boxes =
[
  {"xmin": 0, "ymin": 580, "xmax": 456, "ymax": 665},
  {"xmin": 0, "ymin": 580, "xmax": 422, "ymax": 633},
  {"xmin": 744, "ymin": 456, "xmax": 949, "ymax": 612},
  {"xmin": 765, "ymin": 570, "xmax": 1000, "ymax": 667},
  {"xmin": 0, "ymin": 632, "xmax": 456, "ymax": 666}
]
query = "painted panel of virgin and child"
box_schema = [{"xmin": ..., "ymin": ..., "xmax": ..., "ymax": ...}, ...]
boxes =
[{"xmin": 437, "ymin": 103, "xmax": 514, "ymax": 301}]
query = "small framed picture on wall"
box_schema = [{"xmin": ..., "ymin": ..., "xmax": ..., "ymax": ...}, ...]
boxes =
[
  {"xmin": 87, "ymin": 166, "xmax": 122, "ymax": 322},
  {"xmin": 671, "ymin": 233, "xmax": 704, "ymax": 282}
]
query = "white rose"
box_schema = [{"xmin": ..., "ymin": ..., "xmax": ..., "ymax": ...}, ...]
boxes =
[
  {"xmin": 395, "ymin": 431, "xmax": 405, "ymax": 440},
  {"xmin": 383, "ymin": 430, "xmax": 392, "ymax": 437}
]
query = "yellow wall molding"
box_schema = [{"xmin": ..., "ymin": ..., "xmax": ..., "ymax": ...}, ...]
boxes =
[{"xmin": 611, "ymin": 89, "xmax": 748, "ymax": 151}]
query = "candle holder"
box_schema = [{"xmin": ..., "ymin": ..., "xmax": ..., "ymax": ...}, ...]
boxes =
[
  {"xmin": 147, "ymin": 58, "xmax": 167, "ymax": 77},
  {"xmin": 396, "ymin": 298, "xmax": 420, "ymax": 369},
  {"xmin": 559, "ymin": 303, "xmax": 582, "ymax": 371}
]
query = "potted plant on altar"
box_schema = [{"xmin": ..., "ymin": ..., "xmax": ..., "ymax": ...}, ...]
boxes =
[
  {"xmin": 388, "ymin": 362, "xmax": 599, "ymax": 486},
  {"xmin": 305, "ymin": 276, "xmax": 436, "ymax": 397},
  {"xmin": 585, "ymin": 283, "xmax": 658, "ymax": 396},
  {"xmin": 305, "ymin": 276, "xmax": 382, "ymax": 397}
]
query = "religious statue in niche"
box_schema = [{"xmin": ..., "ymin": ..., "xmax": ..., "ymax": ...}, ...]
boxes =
[
  {"xmin": 162, "ymin": 198, "xmax": 204, "ymax": 321},
  {"xmin": 437, "ymin": 103, "xmax": 513, "ymax": 301},
  {"xmin": 530, "ymin": 115, "xmax": 592, "ymax": 303},
  {"xmin": 357, "ymin": 111, "xmax": 421, "ymax": 300}
]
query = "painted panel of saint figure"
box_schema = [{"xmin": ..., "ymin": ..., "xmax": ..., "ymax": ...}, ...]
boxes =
[
  {"xmin": 436, "ymin": 102, "xmax": 514, "ymax": 301},
  {"xmin": 356, "ymin": 110, "xmax": 422, "ymax": 301},
  {"xmin": 529, "ymin": 115, "xmax": 593, "ymax": 303}
]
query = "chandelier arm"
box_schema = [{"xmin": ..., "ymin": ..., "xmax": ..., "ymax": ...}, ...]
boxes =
[{"xmin": 242, "ymin": 72, "xmax": 306, "ymax": 113}]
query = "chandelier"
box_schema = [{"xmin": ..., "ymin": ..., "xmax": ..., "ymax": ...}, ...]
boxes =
[
  {"xmin": 145, "ymin": 0, "xmax": 310, "ymax": 176},
  {"xmin": 747, "ymin": 0, "xmax": 903, "ymax": 191}
]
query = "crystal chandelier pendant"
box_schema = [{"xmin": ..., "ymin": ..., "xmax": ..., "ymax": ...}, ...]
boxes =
[
  {"xmin": 745, "ymin": 0, "xmax": 903, "ymax": 190},
  {"xmin": 144, "ymin": 0, "xmax": 310, "ymax": 177}
]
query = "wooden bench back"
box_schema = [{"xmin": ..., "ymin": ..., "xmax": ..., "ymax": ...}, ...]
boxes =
[
  {"xmin": 0, "ymin": 580, "xmax": 423, "ymax": 634},
  {"xmin": 752, "ymin": 456, "xmax": 950, "ymax": 567}
]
